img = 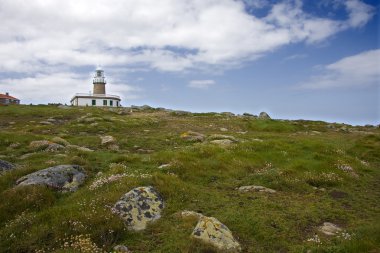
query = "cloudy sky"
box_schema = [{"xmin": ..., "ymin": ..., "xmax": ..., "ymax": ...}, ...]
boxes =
[{"xmin": 0, "ymin": 0, "xmax": 379, "ymax": 125}]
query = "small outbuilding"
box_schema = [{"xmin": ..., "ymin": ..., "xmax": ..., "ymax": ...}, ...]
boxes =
[{"xmin": 0, "ymin": 92, "xmax": 20, "ymax": 106}]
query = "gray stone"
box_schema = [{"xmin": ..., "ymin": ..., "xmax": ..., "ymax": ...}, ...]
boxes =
[
  {"xmin": 67, "ymin": 145, "xmax": 94, "ymax": 152},
  {"xmin": 238, "ymin": 185, "xmax": 276, "ymax": 193},
  {"xmin": 16, "ymin": 165, "xmax": 86, "ymax": 192},
  {"xmin": 181, "ymin": 131, "xmax": 205, "ymax": 142},
  {"xmin": 319, "ymin": 222, "xmax": 342, "ymax": 236},
  {"xmin": 0, "ymin": 160, "xmax": 16, "ymax": 173},
  {"xmin": 191, "ymin": 216, "xmax": 241, "ymax": 252},
  {"xmin": 112, "ymin": 186, "xmax": 164, "ymax": 231},
  {"xmin": 210, "ymin": 139, "xmax": 235, "ymax": 146},
  {"xmin": 258, "ymin": 112, "xmax": 271, "ymax": 119},
  {"xmin": 29, "ymin": 140, "xmax": 64, "ymax": 152},
  {"xmin": 101, "ymin": 135, "xmax": 116, "ymax": 145},
  {"xmin": 113, "ymin": 245, "xmax": 131, "ymax": 253},
  {"xmin": 208, "ymin": 134, "xmax": 238, "ymax": 142}
]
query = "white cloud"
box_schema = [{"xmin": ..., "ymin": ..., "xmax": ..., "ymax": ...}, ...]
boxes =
[
  {"xmin": 0, "ymin": 0, "xmax": 375, "ymax": 73},
  {"xmin": 299, "ymin": 49, "xmax": 380, "ymax": 89},
  {"xmin": 188, "ymin": 80, "xmax": 216, "ymax": 89}
]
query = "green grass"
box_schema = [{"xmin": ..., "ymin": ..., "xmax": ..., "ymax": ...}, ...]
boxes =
[{"xmin": 0, "ymin": 105, "xmax": 379, "ymax": 252}]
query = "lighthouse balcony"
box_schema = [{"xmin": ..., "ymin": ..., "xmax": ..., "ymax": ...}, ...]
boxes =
[{"xmin": 72, "ymin": 93, "xmax": 120, "ymax": 99}]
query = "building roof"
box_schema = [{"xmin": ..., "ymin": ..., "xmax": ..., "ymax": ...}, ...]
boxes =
[{"xmin": 0, "ymin": 94, "xmax": 19, "ymax": 100}]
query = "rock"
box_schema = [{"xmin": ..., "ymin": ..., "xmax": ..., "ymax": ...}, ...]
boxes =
[
  {"xmin": 319, "ymin": 222, "xmax": 342, "ymax": 236},
  {"xmin": 112, "ymin": 186, "xmax": 164, "ymax": 231},
  {"xmin": 113, "ymin": 245, "xmax": 131, "ymax": 253},
  {"xmin": 30, "ymin": 140, "xmax": 51, "ymax": 149},
  {"xmin": 258, "ymin": 112, "xmax": 271, "ymax": 119},
  {"xmin": 243, "ymin": 113, "xmax": 257, "ymax": 118},
  {"xmin": 67, "ymin": 145, "xmax": 94, "ymax": 152},
  {"xmin": 180, "ymin": 131, "xmax": 205, "ymax": 142},
  {"xmin": 208, "ymin": 134, "xmax": 238, "ymax": 142},
  {"xmin": 100, "ymin": 135, "xmax": 119, "ymax": 150},
  {"xmin": 158, "ymin": 164, "xmax": 171, "ymax": 169},
  {"xmin": 180, "ymin": 210, "xmax": 203, "ymax": 220},
  {"xmin": 220, "ymin": 128, "xmax": 228, "ymax": 132},
  {"xmin": 51, "ymin": 137, "xmax": 70, "ymax": 146},
  {"xmin": 136, "ymin": 149, "xmax": 154, "ymax": 154},
  {"xmin": 16, "ymin": 165, "xmax": 86, "ymax": 192},
  {"xmin": 45, "ymin": 143, "xmax": 65, "ymax": 152},
  {"xmin": 100, "ymin": 135, "xmax": 116, "ymax": 145},
  {"xmin": 29, "ymin": 140, "xmax": 64, "ymax": 152},
  {"xmin": 238, "ymin": 185, "xmax": 276, "ymax": 193},
  {"xmin": 0, "ymin": 159, "xmax": 16, "ymax": 173},
  {"xmin": 191, "ymin": 216, "xmax": 241, "ymax": 252},
  {"xmin": 210, "ymin": 139, "xmax": 234, "ymax": 146},
  {"xmin": 19, "ymin": 153, "xmax": 36, "ymax": 160},
  {"xmin": 8, "ymin": 142, "xmax": 21, "ymax": 148},
  {"xmin": 39, "ymin": 121, "xmax": 53, "ymax": 125}
]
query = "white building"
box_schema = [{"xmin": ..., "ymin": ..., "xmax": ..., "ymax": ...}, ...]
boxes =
[{"xmin": 70, "ymin": 67, "xmax": 121, "ymax": 107}]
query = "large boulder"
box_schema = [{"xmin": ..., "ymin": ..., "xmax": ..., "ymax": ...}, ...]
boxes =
[
  {"xmin": 0, "ymin": 159, "xmax": 16, "ymax": 173},
  {"xmin": 16, "ymin": 165, "xmax": 86, "ymax": 191},
  {"xmin": 100, "ymin": 135, "xmax": 119, "ymax": 150},
  {"xmin": 258, "ymin": 112, "xmax": 271, "ymax": 119},
  {"xmin": 191, "ymin": 216, "xmax": 241, "ymax": 252},
  {"xmin": 112, "ymin": 186, "xmax": 164, "ymax": 231}
]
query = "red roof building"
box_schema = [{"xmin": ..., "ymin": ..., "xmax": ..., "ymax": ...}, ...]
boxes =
[{"xmin": 0, "ymin": 93, "xmax": 20, "ymax": 106}]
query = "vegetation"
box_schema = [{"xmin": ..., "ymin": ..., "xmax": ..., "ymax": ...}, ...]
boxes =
[{"xmin": 0, "ymin": 105, "xmax": 379, "ymax": 253}]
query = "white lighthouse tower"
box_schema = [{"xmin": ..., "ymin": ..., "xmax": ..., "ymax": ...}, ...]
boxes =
[{"xmin": 70, "ymin": 67, "xmax": 121, "ymax": 107}]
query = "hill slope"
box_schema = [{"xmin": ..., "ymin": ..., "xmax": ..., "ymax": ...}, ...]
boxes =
[{"xmin": 0, "ymin": 105, "xmax": 379, "ymax": 253}]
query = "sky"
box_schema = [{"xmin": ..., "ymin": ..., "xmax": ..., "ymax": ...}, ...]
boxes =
[{"xmin": 0, "ymin": 0, "xmax": 379, "ymax": 125}]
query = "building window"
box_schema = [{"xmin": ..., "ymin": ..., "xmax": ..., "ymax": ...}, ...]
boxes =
[
  {"xmin": 103, "ymin": 100, "xmax": 107, "ymax": 106},
  {"xmin": 110, "ymin": 100, "xmax": 113, "ymax": 106},
  {"xmin": 92, "ymin": 100, "xmax": 96, "ymax": 106},
  {"xmin": 116, "ymin": 101, "xmax": 119, "ymax": 107}
]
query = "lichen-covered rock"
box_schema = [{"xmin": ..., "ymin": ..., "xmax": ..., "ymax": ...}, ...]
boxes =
[
  {"xmin": 258, "ymin": 112, "xmax": 271, "ymax": 119},
  {"xmin": 191, "ymin": 216, "xmax": 241, "ymax": 252},
  {"xmin": 180, "ymin": 131, "xmax": 205, "ymax": 142},
  {"xmin": 112, "ymin": 186, "xmax": 164, "ymax": 231},
  {"xmin": 238, "ymin": 185, "xmax": 276, "ymax": 193},
  {"xmin": 16, "ymin": 165, "xmax": 86, "ymax": 191},
  {"xmin": 0, "ymin": 159, "xmax": 15, "ymax": 173},
  {"xmin": 29, "ymin": 140, "xmax": 64, "ymax": 152},
  {"xmin": 319, "ymin": 222, "xmax": 342, "ymax": 236},
  {"xmin": 180, "ymin": 210, "xmax": 203, "ymax": 220}
]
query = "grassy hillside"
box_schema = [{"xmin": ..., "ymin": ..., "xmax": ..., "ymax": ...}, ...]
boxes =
[{"xmin": 0, "ymin": 105, "xmax": 379, "ymax": 253}]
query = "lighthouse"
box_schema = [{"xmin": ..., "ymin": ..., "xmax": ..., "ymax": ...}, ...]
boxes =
[
  {"xmin": 70, "ymin": 67, "xmax": 122, "ymax": 107},
  {"xmin": 93, "ymin": 66, "xmax": 106, "ymax": 94}
]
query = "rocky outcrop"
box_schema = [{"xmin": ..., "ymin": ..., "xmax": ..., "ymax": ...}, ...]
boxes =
[
  {"xmin": 258, "ymin": 112, "xmax": 271, "ymax": 119},
  {"xmin": 112, "ymin": 186, "xmax": 164, "ymax": 231},
  {"xmin": 180, "ymin": 131, "xmax": 205, "ymax": 142},
  {"xmin": 191, "ymin": 216, "xmax": 241, "ymax": 252},
  {"xmin": 51, "ymin": 137, "xmax": 70, "ymax": 146},
  {"xmin": 16, "ymin": 165, "xmax": 86, "ymax": 192},
  {"xmin": 0, "ymin": 159, "xmax": 16, "ymax": 173},
  {"xmin": 237, "ymin": 185, "xmax": 276, "ymax": 193}
]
